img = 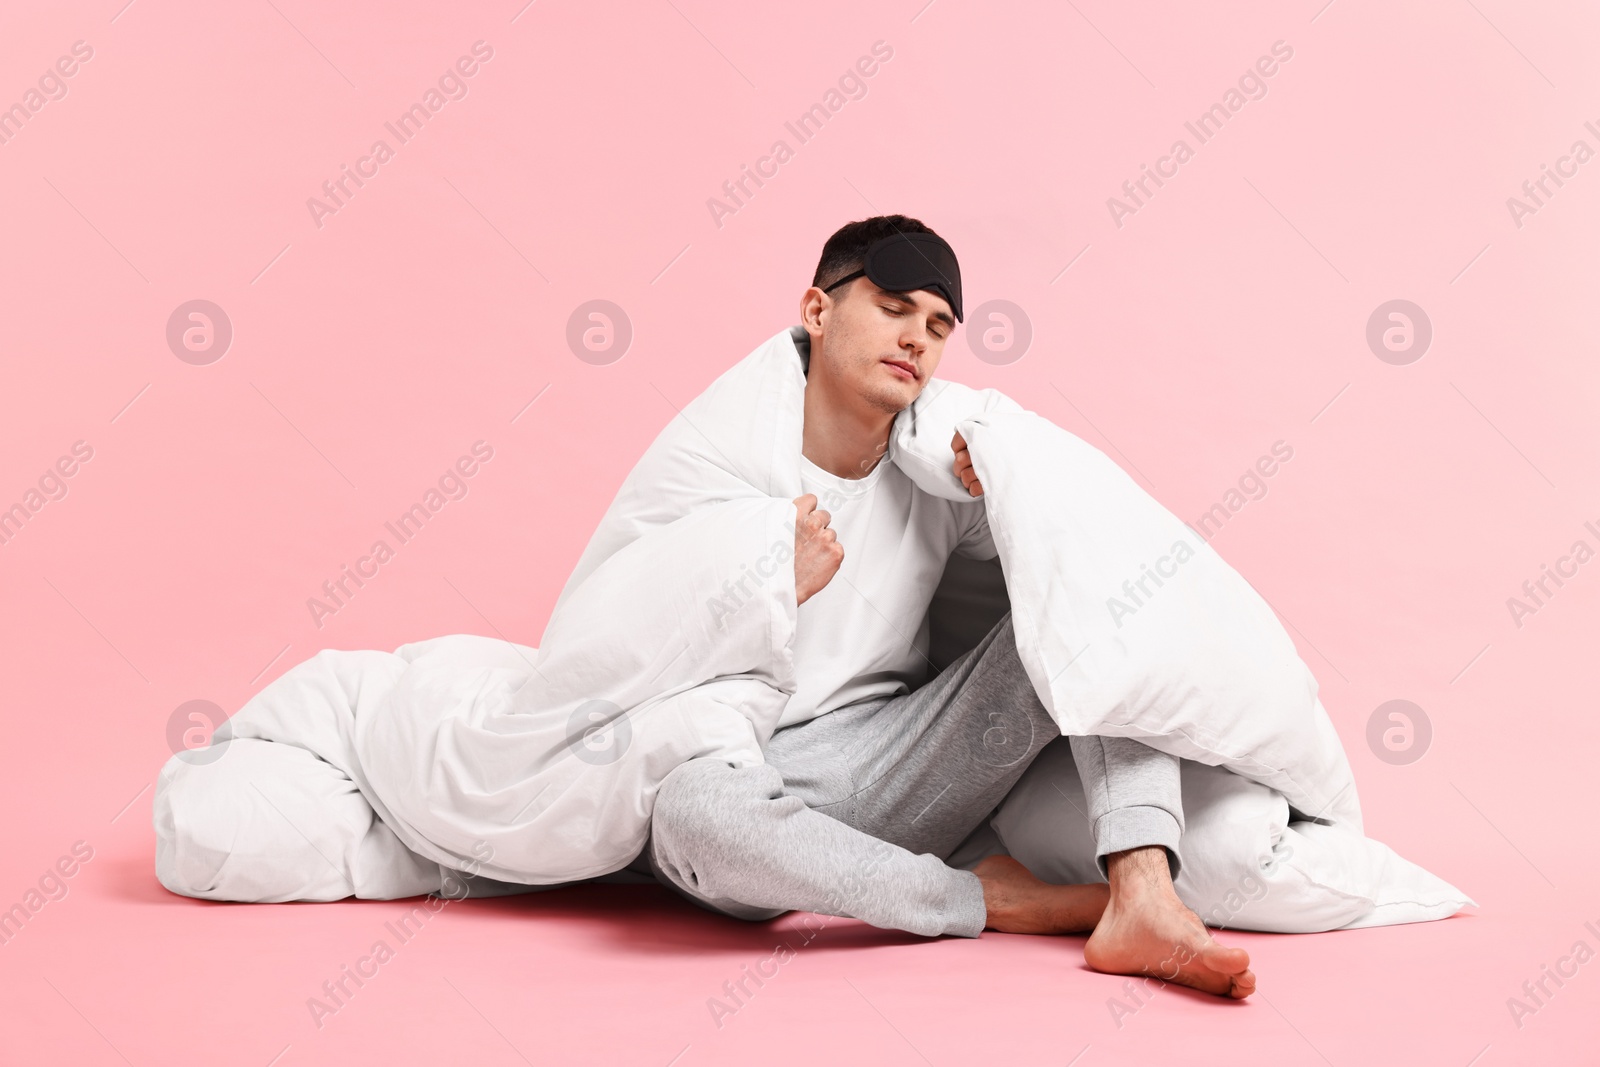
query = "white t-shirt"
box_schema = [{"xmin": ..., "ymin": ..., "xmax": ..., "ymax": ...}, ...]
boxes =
[{"xmin": 781, "ymin": 449, "xmax": 997, "ymax": 729}]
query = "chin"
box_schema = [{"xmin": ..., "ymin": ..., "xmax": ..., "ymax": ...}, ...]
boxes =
[
  {"xmin": 854, "ymin": 365, "xmax": 921, "ymax": 414},
  {"xmin": 867, "ymin": 386, "xmax": 916, "ymax": 416}
]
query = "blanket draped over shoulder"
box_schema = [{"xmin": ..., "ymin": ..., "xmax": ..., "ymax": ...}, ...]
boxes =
[{"xmin": 353, "ymin": 325, "xmax": 1365, "ymax": 886}]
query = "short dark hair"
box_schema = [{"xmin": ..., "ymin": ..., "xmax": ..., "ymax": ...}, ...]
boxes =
[{"xmin": 811, "ymin": 214, "xmax": 943, "ymax": 292}]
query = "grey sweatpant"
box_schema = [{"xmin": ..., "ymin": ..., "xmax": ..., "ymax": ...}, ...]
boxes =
[{"xmin": 642, "ymin": 611, "xmax": 1184, "ymax": 937}]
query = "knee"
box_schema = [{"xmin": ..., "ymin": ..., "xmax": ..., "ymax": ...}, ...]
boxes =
[
  {"xmin": 647, "ymin": 759, "xmax": 789, "ymax": 922},
  {"xmin": 651, "ymin": 758, "xmax": 779, "ymax": 846},
  {"xmin": 652, "ymin": 758, "xmax": 719, "ymax": 830}
]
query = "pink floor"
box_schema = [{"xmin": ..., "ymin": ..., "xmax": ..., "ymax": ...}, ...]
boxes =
[
  {"xmin": 3, "ymin": 0, "xmax": 1598, "ymax": 1062},
  {"xmin": 2, "ymin": 759, "xmax": 1595, "ymax": 1066}
]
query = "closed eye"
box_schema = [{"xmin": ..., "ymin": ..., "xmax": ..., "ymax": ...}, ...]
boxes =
[{"xmin": 881, "ymin": 303, "xmax": 948, "ymax": 340}]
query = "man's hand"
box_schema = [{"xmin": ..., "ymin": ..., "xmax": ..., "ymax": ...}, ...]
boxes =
[
  {"xmin": 793, "ymin": 493, "xmax": 843, "ymax": 606},
  {"xmin": 952, "ymin": 431, "xmax": 983, "ymax": 497}
]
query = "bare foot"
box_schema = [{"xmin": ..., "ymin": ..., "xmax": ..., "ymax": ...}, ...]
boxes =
[
  {"xmin": 975, "ymin": 855, "xmax": 1110, "ymax": 934},
  {"xmin": 1083, "ymin": 847, "xmax": 1255, "ymax": 999}
]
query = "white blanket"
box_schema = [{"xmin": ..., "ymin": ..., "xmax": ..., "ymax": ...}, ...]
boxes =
[{"xmin": 163, "ymin": 324, "xmax": 1469, "ymax": 924}]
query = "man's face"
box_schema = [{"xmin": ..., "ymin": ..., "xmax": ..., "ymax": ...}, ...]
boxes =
[{"xmin": 804, "ymin": 277, "xmax": 956, "ymax": 416}]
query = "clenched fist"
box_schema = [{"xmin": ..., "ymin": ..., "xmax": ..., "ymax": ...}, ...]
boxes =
[{"xmin": 793, "ymin": 493, "xmax": 844, "ymax": 606}]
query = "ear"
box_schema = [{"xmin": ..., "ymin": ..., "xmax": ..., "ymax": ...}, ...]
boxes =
[{"xmin": 799, "ymin": 286, "xmax": 830, "ymax": 337}]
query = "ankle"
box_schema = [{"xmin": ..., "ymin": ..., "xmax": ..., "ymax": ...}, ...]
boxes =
[{"xmin": 1105, "ymin": 846, "xmax": 1179, "ymax": 905}]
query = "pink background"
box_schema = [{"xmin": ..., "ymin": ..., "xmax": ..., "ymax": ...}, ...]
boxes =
[{"xmin": 2, "ymin": 0, "xmax": 1596, "ymax": 1063}]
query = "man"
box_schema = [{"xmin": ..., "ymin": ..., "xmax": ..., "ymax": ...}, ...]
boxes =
[{"xmin": 636, "ymin": 215, "xmax": 1255, "ymax": 998}]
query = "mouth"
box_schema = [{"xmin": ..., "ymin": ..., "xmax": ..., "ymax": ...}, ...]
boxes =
[{"xmin": 882, "ymin": 359, "xmax": 918, "ymax": 381}]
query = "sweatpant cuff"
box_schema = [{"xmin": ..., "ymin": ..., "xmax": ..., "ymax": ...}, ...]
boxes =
[
  {"xmin": 943, "ymin": 869, "xmax": 987, "ymax": 938},
  {"xmin": 1093, "ymin": 805, "xmax": 1183, "ymax": 881}
]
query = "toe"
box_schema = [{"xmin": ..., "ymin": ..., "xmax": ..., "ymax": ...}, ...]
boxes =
[
  {"xmin": 1199, "ymin": 940, "xmax": 1251, "ymax": 976},
  {"xmin": 1229, "ymin": 968, "xmax": 1257, "ymax": 999}
]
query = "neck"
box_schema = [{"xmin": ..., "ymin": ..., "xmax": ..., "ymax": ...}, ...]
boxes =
[{"xmin": 801, "ymin": 359, "xmax": 895, "ymax": 481}]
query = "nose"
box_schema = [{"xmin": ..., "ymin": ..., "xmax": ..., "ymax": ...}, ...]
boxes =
[{"xmin": 900, "ymin": 317, "xmax": 930, "ymax": 355}]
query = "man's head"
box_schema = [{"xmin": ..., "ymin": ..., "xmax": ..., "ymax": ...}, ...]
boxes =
[{"xmin": 800, "ymin": 215, "xmax": 961, "ymax": 418}]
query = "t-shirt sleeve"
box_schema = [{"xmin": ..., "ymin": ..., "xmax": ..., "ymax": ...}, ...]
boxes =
[{"xmin": 952, "ymin": 499, "xmax": 999, "ymax": 561}]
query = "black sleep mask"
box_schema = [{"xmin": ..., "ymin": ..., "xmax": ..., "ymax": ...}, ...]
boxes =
[{"xmin": 821, "ymin": 231, "xmax": 963, "ymax": 322}]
